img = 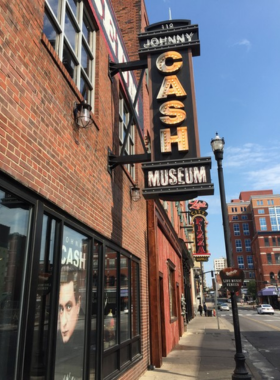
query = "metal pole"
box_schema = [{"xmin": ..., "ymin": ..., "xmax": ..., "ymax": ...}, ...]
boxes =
[
  {"xmin": 214, "ymin": 150, "xmax": 251, "ymax": 380},
  {"xmin": 214, "ymin": 272, "xmax": 220, "ymax": 330}
]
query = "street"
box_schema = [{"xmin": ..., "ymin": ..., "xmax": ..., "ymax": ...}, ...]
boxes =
[{"xmin": 217, "ymin": 305, "xmax": 280, "ymax": 379}]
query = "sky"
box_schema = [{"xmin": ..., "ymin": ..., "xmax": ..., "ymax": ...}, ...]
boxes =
[{"xmin": 145, "ymin": 0, "xmax": 280, "ymax": 286}]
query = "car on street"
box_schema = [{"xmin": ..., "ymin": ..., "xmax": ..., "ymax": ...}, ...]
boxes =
[
  {"xmin": 256, "ymin": 304, "xmax": 274, "ymax": 315},
  {"xmin": 219, "ymin": 303, "xmax": 230, "ymax": 311}
]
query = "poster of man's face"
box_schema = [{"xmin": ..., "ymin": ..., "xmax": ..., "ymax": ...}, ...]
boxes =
[{"xmin": 59, "ymin": 278, "xmax": 80, "ymax": 343}]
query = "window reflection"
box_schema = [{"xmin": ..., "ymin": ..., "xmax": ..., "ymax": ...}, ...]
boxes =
[
  {"xmin": 120, "ymin": 255, "xmax": 129, "ymax": 343},
  {"xmin": 0, "ymin": 189, "xmax": 31, "ymax": 380}
]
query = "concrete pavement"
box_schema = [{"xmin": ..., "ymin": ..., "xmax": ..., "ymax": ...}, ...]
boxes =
[{"xmin": 139, "ymin": 308, "xmax": 278, "ymax": 380}]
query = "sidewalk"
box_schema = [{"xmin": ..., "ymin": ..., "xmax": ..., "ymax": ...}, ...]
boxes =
[{"xmin": 139, "ymin": 314, "xmax": 261, "ymax": 380}]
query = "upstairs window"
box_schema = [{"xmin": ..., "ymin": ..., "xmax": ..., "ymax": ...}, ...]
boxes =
[
  {"xmin": 258, "ymin": 209, "xmax": 264, "ymax": 214},
  {"xmin": 237, "ymin": 256, "xmax": 244, "ymax": 269},
  {"xmin": 247, "ymin": 255, "xmax": 254, "ymax": 269},
  {"xmin": 241, "ymin": 215, "xmax": 248, "ymax": 220},
  {"xmin": 245, "ymin": 239, "xmax": 251, "ymax": 252},
  {"xmin": 119, "ymin": 93, "xmax": 135, "ymax": 179},
  {"xmin": 259, "ymin": 217, "xmax": 267, "ymax": 231},
  {"xmin": 264, "ymin": 237, "xmax": 270, "ymax": 247},
  {"xmin": 43, "ymin": 0, "xmax": 96, "ymax": 108},
  {"xmin": 269, "ymin": 207, "xmax": 280, "ymax": 231},
  {"xmin": 232, "ymin": 215, "xmax": 239, "ymax": 220},
  {"xmin": 242, "ymin": 223, "xmax": 250, "ymax": 236},
  {"xmin": 233, "ymin": 223, "xmax": 240, "ymax": 236},
  {"xmin": 257, "ymin": 200, "xmax": 263, "ymax": 206},
  {"xmin": 235, "ymin": 239, "xmax": 242, "ymax": 252},
  {"xmin": 267, "ymin": 253, "xmax": 272, "ymax": 264}
]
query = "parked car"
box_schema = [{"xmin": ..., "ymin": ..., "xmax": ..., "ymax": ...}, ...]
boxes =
[
  {"xmin": 220, "ymin": 303, "xmax": 230, "ymax": 311},
  {"xmin": 256, "ymin": 304, "xmax": 274, "ymax": 315}
]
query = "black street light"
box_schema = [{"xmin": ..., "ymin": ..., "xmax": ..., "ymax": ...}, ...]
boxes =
[{"xmin": 211, "ymin": 133, "xmax": 251, "ymax": 380}]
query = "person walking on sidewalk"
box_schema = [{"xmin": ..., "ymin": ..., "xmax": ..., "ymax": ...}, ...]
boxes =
[
  {"xmin": 203, "ymin": 302, "xmax": 207, "ymax": 316},
  {"xmin": 198, "ymin": 304, "xmax": 202, "ymax": 316}
]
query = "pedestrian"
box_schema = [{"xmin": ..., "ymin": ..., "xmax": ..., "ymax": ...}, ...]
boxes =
[
  {"xmin": 203, "ymin": 302, "xmax": 207, "ymax": 316},
  {"xmin": 198, "ymin": 304, "xmax": 202, "ymax": 316}
]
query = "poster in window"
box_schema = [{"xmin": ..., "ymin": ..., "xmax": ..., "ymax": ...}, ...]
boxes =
[{"xmin": 54, "ymin": 226, "xmax": 88, "ymax": 380}]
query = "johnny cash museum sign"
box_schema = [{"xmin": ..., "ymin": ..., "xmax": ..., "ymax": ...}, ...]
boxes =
[{"xmin": 139, "ymin": 20, "xmax": 214, "ymax": 201}]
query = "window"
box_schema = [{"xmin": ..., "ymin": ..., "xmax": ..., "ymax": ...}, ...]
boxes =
[
  {"xmin": 232, "ymin": 215, "xmax": 239, "ymax": 220},
  {"xmin": 241, "ymin": 207, "xmax": 247, "ymax": 212},
  {"xmin": 272, "ymin": 237, "xmax": 277, "ymax": 246},
  {"xmin": 268, "ymin": 199, "xmax": 274, "ymax": 205},
  {"xmin": 235, "ymin": 239, "xmax": 242, "ymax": 252},
  {"xmin": 259, "ymin": 217, "xmax": 267, "ymax": 231},
  {"xmin": 233, "ymin": 223, "xmax": 240, "ymax": 236},
  {"xmin": 168, "ymin": 262, "xmax": 177, "ymax": 319},
  {"xmin": 269, "ymin": 207, "xmax": 280, "ymax": 231},
  {"xmin": 247, "ymin": 255, "xmax": 254, "ymax": 269},
  {"xmin": 278, "ymin": 237, "xmax": 280, "ymax": 246},
  {"xmin": 264, "ymin": 237, "xmax": 270, "ymax": 247},
  {"xmin": 231, "ymin": 207, "xmax": 237, "ymax": 212},
  {"xmin": 119, "ymin": 93, "xmax": 135, "ymax": 179},
  {"xmin": 249, "ymin": 271, "xmax": 255, "ymax": 279},
  {"xmin": 241, "ymin": 215, "xmax": 248, "ymax": 220},
  {"xmin": 245, "ymin": 239, "xmax": 251, "ymax": 252},
  {"xmin": 237, "ymin": 256, "xmax": 245, "ymax": 269},
  {"xmin": 267, "ymin": 253, "xmax": 272, "ymax": 264},
  {"xmin": 275, "ymin": 254, "xmax": 280, "ymax": 264},
  {"xmin": 242, "ymin": 223, "xmax": 250, "ymax": 236},
  {"xmin": 258, "ymin": 209, "xmax": 265, "ymax": 214},
  {"xmin": 43, "ymin": 0, "xmax": 96, "ymax": 107},
  {"xmin": 257, "ymin": 200, "xmax": 263, "ymax": 206}
]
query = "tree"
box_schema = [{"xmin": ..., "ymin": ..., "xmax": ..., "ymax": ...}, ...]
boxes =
[{"xmin": 246, "ymin": 280, "xmax": 257, "ymax": 299}]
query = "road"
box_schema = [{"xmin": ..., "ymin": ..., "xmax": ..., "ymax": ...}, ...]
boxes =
[{"xmin": 217, "ymin": 305, "xmax": 280, "ymax": 379}]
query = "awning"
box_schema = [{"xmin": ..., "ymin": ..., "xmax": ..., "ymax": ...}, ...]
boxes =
[{"xmin": 258, "ymin": 287, "xmax": 279, "ymax": 296}]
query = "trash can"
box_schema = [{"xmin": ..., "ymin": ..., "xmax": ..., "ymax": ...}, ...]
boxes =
[{"xmin": 207, "ymin": 309, "xmax": 212, "ymax": 317}]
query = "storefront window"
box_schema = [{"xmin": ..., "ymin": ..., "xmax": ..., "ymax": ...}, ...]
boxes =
[
  {"xmin": 0, "ymin": 189, "xmax": 31, "ymax": 379},
  {"xmin": 120, "ymin": 255, "xmax": 129, "ymax": 343},
  {"xmin": 30, "ymin": 214, "xmax": 57, "ymax": 378},
  {"xmin": 90, "ymin": 241, "xmax": 101, "ymax": 379},
  {"xmin": 131, "ymin": 261, "xmax": 140, "ymax": 339},
  {"xmin": 104, "ymin": 247, "xmax": 117, "ymax": 349},
  {"xmin": 54, "ymin": 226, "xmax": 89, "ymax": 380}
]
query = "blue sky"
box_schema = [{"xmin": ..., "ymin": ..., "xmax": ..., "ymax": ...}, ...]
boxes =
[{"xmin": 145, "ymin": 0, "xmax": 280, "ymax": 285}]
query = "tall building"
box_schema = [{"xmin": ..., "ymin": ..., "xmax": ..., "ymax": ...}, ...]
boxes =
[
  {"xmin": 227, "ymin": 190, "xmax": 280, "ymax": 308},
  {"xmin": 214, "ymin": 257, "xmax": 227, "ymax": 272}
]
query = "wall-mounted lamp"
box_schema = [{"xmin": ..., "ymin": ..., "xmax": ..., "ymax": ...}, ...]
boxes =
[
  {"xmin": 74, "ymin": 100, "xmax": 93, "ymax": 128},
  {"xmin": 130, "ymin": 185, "xmax": 141, "ymax": 202}
]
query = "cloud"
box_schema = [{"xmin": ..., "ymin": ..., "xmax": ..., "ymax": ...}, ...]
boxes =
[
  {"xmin": 234, "ymin": 39, "xmax": 252, "ymax": 50},
  {"xmin": 246, "ymin": 165, "xmax": 280, "ymax": 192}
]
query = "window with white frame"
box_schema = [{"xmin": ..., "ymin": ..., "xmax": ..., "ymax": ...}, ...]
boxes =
[
  {"xmin": 259, "ymin": 217, "xmax": 267, "ymax": 231},
  {"xmin": 43, "ymin": 0, "xmax": 96, "ymax": 108},
  {"xmin": 242, "ymin": 223, "xmax": 250, "ymax": 236},
  {"xmin": 241, "ymin": 215, "xmax": 248, "ymax": 220},
  {"xmin": 232, "ymin": 215, "xmax": 238, "ymax": 220},
  {"xmin": 245, "ymin": 239, "xmax": 251, "ymax": 252},
  {"xmin": 269, "ymin": 207, "xmax": 280, "ymax": 231},
  {"xmin": 119, "ymin": 93, "xmax": 135, "ymax": 179},
  {"xmin": 235, "ymin": 239, "xmax": 242, "ymax": 252},
  {"xmin": 257, "ymin": 200, "xmax": 263, "ymax": 206},
  {"xmin": 237, "ymin": 256, "xmax": 245, "ymax": 269},
  {"xmin": 233, "ymin": 223, "xmax": 240, "ymax": 236},
  {"xmin": 247, "ymin": 255, "xmax": 253, "ymax": 269},
  {"xmin": 258, "ymin": 209, "xmax": 265, "ymax": 214}
]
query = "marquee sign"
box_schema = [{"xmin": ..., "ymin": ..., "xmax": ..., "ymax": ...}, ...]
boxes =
[
  {"xmin": 142, "ymin": 157, "xmax": 213, "ymax": 201},
  {"xmin": 139, "ymin": 20, "xmax": 214, "ymax": 201}
]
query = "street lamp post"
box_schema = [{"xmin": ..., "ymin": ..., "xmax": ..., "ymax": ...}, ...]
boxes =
[{"xmin": 211, "ymin": 133, "xmax": 251, "ymax": 380}]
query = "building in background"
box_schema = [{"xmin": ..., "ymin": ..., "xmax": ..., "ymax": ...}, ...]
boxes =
[{"xmin": 227, "ymin": 190, "xmax": 280, "ymax": 308}]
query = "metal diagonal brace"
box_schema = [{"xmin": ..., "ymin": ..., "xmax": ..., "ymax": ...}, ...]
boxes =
[
  {"xmin": 109, "ymin": 59, "xmax": 147, "ymax": 78},
  {"xmin": 108, "ymin": 148, "xmax": 151, "ymax": 174}
]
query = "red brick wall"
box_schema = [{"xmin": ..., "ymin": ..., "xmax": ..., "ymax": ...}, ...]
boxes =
[{"xmin": 0, "ymin": 0, "xmax": 149, "ymax": 378}]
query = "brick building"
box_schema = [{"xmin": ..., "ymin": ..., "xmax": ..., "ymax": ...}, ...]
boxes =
[
  {"xmin": 0, "ymin": 0, "xmax": 200, "ymax": 379},
  {"xmin": 227, "ymin": 190, "xmax": 280, "ymax": 308}
]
